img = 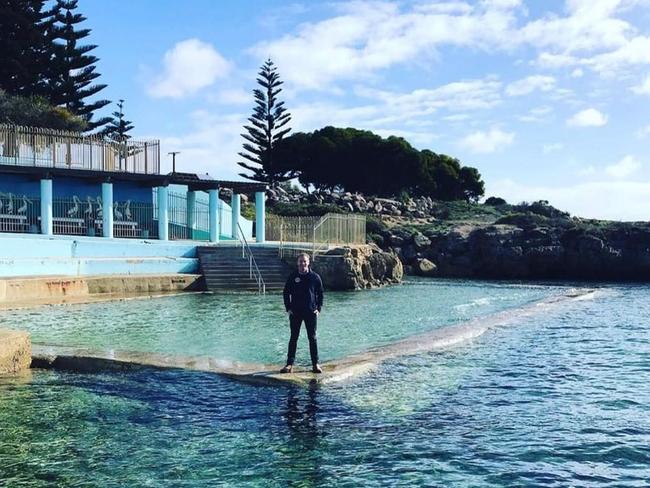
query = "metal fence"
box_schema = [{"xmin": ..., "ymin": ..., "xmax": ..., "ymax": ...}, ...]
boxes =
[
  {"xmin": 0, "ymin": 193, "xmax": 40, "ymax": 233},
  {"xmin": 266, "ymin": 214, "xmax": 320, "ymax": 244},
  {"xmin": 51, "ymin": 196, "xmax": 157, "ymax": 238},
  {"xmin": 314, "ymin": 213, "xmax": 366, "ymax": 245},
  {"xmin": 0, "ymin": 125, "xmax": 160, "ymax": 174},
  {"xmin": 267, "ymin": 213, "xmax": 366, "ymax": 245},
  {"xmin": 167, "ymin": 192, "xmax": 210, "ymax": 240}
]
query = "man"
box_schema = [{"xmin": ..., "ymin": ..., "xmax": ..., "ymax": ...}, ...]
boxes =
[{"xmin": 281, "ymin": 252, "xmax": 324, "ymax": 374}]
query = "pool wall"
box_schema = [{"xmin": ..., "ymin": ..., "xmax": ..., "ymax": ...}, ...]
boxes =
[{"xmin": 0, "ymin": 233, "xmax": 203, "ymax": 277}]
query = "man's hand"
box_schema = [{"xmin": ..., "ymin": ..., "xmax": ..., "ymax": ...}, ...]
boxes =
[
  {"xmin": 287, "ymin": 310, "xmax": 293, "ymax": 316},
  {"xmin": 314, "ymin": 310, "xmax": 320, "ymax": 316}
]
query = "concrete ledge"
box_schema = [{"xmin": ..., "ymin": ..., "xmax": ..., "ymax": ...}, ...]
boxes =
[
  {"xmin": 0, "ymin": 274, "xmax": 204, "ymax": 309},
  {"xmin": 0, "ymin": 329, "xmax": 31, "ymax": 374}
]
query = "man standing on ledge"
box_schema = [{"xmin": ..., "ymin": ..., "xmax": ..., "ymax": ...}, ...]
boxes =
[{"xmin": 281, "ymin": 252, "xmax": 324, "ymax": 374}]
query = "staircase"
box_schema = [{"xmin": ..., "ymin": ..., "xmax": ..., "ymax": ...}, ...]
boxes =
[{"xmin": 197, "ymin": 246, "xmax": 291, "ymax": 292}]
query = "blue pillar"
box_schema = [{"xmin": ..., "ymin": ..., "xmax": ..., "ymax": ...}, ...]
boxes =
[
  {"xmin": 40, "ymin": 179, "xmax": 53, "ymax": 235},
  {"xmin": 255, "ymin": 191, "xmax": 265, "ymax": 243},
  {"xmin": 158, "ymin": 186, "xmax": 169, "ymax": 241},
  {"xmin": 187, "ymin": 190, "xmax": 196, "ymax": 240},
  {"xmin": 209, "ymin": 189, "xmax": 219, "ymax": 243},
  {"xmin": 231, "ymin": 193, "xmax": 240, "ymax": 239},
  {"xmin": 102, "ymin": 182, "xmax": 113, "ymax": 238}
]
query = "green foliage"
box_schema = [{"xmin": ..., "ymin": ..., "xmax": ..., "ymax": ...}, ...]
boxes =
[
  {"xmin": 366, "ymin": 215, "xmax": 388, "ymax": 235},
  {"xmin": 269, "ymin": 202, "xmax": 345, "ymax": 217},
  {"xmin": 0, "ymin": 90, "xmax": 86, "ymax": 130},
  {"xmin": 241, "ymin": 202, "xmax": 256, "ymax": 220},
  {"xmin": 275, "ymin": 127, "xmax": 485, "ymax": 201},
  {"xmin": 484, "ymin": 196, "xmax": 507, "ymax": 206},
  {"xmin": 514, "ymin": 200, "xmax": 570, "ymax": 219},
  {"xmin": 100, "ymin": 99, "xmax": 134, "ymax": 140},
  {"xmin": 0, "ymin": 0, "xmax": 110, "ymax": 131},
  {"xmin": 46, "ymin": 0, "xmax": 111, "ymax": 130},
  {"xmin": 0, "ymin": 0, "xmax": 50, "ymax": 96},
  {"xmin": 238, "ymin": 59, "xmax": 294, "ymax": 184}
]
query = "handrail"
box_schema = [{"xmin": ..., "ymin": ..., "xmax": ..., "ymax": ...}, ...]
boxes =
[
  {"xmin": 236, "ymin": 222, "xmax": 266, "ymax": 294},
  {"xmin": 312, "ymin": 214, "xmax": 330, "ymax": 261}
]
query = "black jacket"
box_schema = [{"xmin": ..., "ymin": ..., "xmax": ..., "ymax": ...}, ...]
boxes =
[{"xmin": 283, "ymin": 270, "xmax": 324, "ymax": 315}]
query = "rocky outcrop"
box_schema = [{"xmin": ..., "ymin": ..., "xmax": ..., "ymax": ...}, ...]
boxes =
[
  {"xmin": 0, "ymin": 329, "xmax": 31, "ymax": 374},
  {"xmin": 267, "ymin": 187, "xmax": 444, "ymax": 220},
  {"xmin": 377, "ymin": 220, "xmax": 650, "ymax": 281},
  {"xmin": 284, "ymin": 245, "xmax": 403, "ymax": 290}
]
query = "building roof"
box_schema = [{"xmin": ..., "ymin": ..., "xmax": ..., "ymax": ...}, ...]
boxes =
[{"xmin": 0, "ymin": 164, "xmax": 268, "ymax": 193}]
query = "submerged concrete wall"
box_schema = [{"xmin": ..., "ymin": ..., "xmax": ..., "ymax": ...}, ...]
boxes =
[
  {"xmin": 0, "ymin": 274, "xmax": 203, "ymax": 308},
  {"xmin": 0, "ymin": 329, "xmax": 31, "ymax": 374}
]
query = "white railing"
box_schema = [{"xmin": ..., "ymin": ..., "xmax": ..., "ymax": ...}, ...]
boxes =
[{"xmin": 237, "ymin": 222, "xmax": 266, "ymax": 295}]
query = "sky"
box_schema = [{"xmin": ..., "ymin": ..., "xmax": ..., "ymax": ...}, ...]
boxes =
[{"xmin": 79, "ymin": 0, "xmax": 650, "ymax": 221}]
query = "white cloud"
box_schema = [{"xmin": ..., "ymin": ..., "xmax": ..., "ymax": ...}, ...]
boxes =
[
  {"xmin": 489, "ymin": 177, "xmax": 650, "ymax": 221},
  {"xmin": 208, "ymin": 88, "xmax": 251, "ymax": 105},
  {"xmin": 250, "ymin": 1, "xmax": 521, "ymax": 90},
  {"xmin": 605, "ymin": 155, "xmax": 642, "ymax": 178},
  {"xmin": 635, "ymin": 124, "xmax": 650, "ymax": 138},
  {"xmin": 571, "ymin": 68, "xmax": 584, "ymax": 77},
  {"xmin": 631, "ymin": 75, "xmax": 650, "ymax": 95},
  {"xmin": 148, "ymin": 39, "xmax": 231, "ymax": 98},
  {"xmin": 505, "ymin": 75, "xmax": 556, "ymax": 96},
  {"xmin": 459, "ymin": 128, "xmax": 514, "ymax": 153},
  {"xmin": 542, "ymin": 142, "xmax": 564, "ymax": 153},
  {"xmin": 519, "ymin": 105, "xmax": 553, "ymax": 122},
  {"xmin": 158, "ymin": 110, "xmax": 247, "ymax": 178},
  {"xmin": 566, "ymin": 108, "xmax": 608, "ymax": 127}
]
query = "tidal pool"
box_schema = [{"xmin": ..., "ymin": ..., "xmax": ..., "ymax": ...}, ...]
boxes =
[{"xmin": 0, "ymin": 278, "xmax": 556, "ymax": 365}]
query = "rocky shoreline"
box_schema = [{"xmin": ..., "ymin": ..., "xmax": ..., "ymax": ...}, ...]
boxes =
[
  {"xmin": 266, "ymin": 187, "xmax": 650, "ymax": 282},
  {"xmin": 376, "ymin": 219, "xmax": 650, "ymax": 281}
]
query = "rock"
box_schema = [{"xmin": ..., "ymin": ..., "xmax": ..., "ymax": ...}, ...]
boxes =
[
  {"xmin": 389, "ymin": 234, "xmax": 405, "ymax": 246},
  {"xmin": 300, "ymin": 245, "xmax": 402, "ymax": 290},
  {"xmin": 414, "ymin": 258, "xmax": 437, "ymax": 277},
  {"xmin": 413, "ymin": 233, "xmax": 431, "ymax": 250},
  {"xmin": 0, "ymin": 329, "xmax": 31, "ymax": 374}
]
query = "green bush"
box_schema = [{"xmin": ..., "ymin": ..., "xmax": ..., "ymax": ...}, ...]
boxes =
[
  {"xmin": 269, "ymin": 202, "xmax": 345, "ymax": 216},
  {"xmin": 366, "ymin": 215, "xmax": 388, "ymax": 235}
]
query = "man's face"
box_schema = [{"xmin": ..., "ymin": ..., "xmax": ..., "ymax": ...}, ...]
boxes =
[{"xmin": 297, "ymin": 256, "xmax": 309, "ymax": 273}]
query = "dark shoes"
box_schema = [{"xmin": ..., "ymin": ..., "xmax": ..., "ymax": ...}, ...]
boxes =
[{"xmin": 280, "ymin": 364, "xmax": 323, "ymax": 374}]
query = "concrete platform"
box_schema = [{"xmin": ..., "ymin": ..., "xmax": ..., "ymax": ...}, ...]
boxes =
[{"xmin": 0, "ymin": 329, "xmax": 31, "ymax": 374}]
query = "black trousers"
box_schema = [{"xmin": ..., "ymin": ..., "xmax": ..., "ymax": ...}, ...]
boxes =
[{"xmin": 286, "ymin": 312, "xmax": 318, "ymax": 366}]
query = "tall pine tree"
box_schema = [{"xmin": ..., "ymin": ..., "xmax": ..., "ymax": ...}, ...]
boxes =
[
  {"xmin": 101, "ymin": 99, "xmax": 133, "ymax": 141},
  {"xmin": 238, "ymin": 59, "xmax": 294, "ymax": 184},
  {"xmin": 0, "ymin": 0, "xmax": 49, "ymax": 96},
  {"xmin": 47, "ymin": 0, "xmax": 110, "ymax": 130}
]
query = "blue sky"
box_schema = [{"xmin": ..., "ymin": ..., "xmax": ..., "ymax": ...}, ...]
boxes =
[{"xmin": 81, "ymin": 0, "xmax": 650, "ymax": 220}]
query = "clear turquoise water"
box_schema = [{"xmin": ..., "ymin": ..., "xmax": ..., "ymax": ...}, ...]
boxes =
[
  {"xmin": 1, "ymin": 281, "xmax": 649, "ymax": 486},
  {"xmin": 0, "ymin": 278, "xmax": 554, "ymax": 364}
]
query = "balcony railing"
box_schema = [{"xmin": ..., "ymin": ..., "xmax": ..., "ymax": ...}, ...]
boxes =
[{"xmin": 0, "ymin": 125, "xmax": 160, "ymax": 175}]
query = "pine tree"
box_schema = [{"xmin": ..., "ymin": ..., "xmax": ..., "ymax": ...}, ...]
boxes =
[
  {"xmin": 47, "ymin": 0, "xmax": 110, "ymax": 131},
  {"xmin": 238, "ymin": 59, "xmax": 294, "ymax": 184},
  {"xmin": 101, "ymin": 99, "xmax": 134, "ymax": 141},
  {"xmin": 0, "ymin": 0, "xmax": 49, "ymax": 96}
]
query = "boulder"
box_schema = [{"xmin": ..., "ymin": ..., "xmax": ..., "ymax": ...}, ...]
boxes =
[{"xmin": 414, "ymin": 258, "xmax": 438, "ymax": 277}]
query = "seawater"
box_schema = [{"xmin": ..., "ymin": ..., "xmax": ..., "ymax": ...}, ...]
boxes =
[
  {"xmin": 0, "ymin": 280, "xmax": 649, "ymax": 487},
  {"xmin": 0, "ymin": 278, "xmax": 555, "ymax": 365}
]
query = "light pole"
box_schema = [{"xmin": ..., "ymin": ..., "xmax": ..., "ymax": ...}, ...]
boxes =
[{"xmin": 168, "ymin": 151, "xmax": 180, "ymax": 173}]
